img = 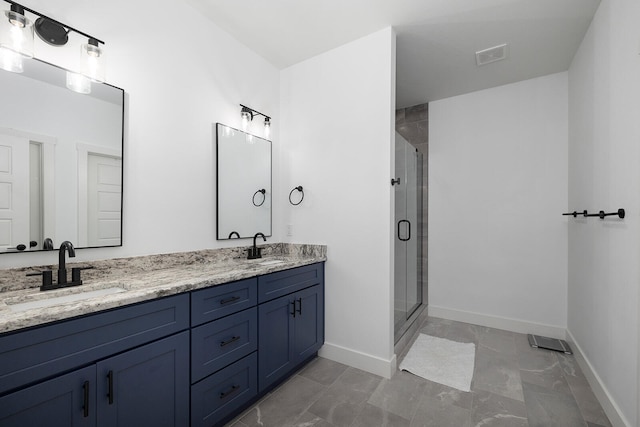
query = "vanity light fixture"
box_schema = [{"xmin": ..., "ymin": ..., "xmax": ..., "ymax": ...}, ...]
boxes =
[
  {"xmin": 239, "ymin": 104, "xmax": 272, "ymax": 138},
  {"xmin": 0, "ymin": 0, "xmax": 105, "ymax": 83},
  {"xmin": 0, "ymin": 2, "xmax": 33, "ymax": 72}
]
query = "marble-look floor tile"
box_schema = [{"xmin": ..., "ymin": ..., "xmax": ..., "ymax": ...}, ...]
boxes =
[
  {"xmin": 471, "ymin": 389, "xmax": 529, "ymax": 427},
  {"xmin": 473, "ymin": 345, "xmax": 524, "ymax": 402},
  {"xmin": 307, "ymin": 368, "xmax": 379, "ymax": 427},
  {"xmin": 240, "ymin": 375, "xmax": 325, "ymax": 427},
  {"xmin": 420, "ymin": 317, "xmax": 482, "ymax": 344},
  {"xmin": 410, "ymin": 394, "xmax": 471, "ymax": 427},
  {"xmin": 517, "ymin": 345, "xmax": 572, "ymax": 395},
  {"xmin": 477, "ymin": 327, "xmax": 517, "ymax": 356},
  {"xmin": 522, "ymin": 381, "xmax": 586, "ymax": 427},
  {"xmin": 351, "ymin": 403, "xmax": 411, "ymax": 427},
  {"xmin": 421, "ymin": 378, "xmax": 473, "ymax": 410},
  {"xmin": 299, "ymin": 357, "xmax": 349, "ymax": 386},
  {"xmin": 335, "ymin": 367, "xmax": 382, "ymax": 395},
  {"xmin": 292, "ymin": 411, "xmax": 334, "ymax": 427},
  {"xmin": 368, "ymin": 370, "xmax": 428, "ymax": 420},
  {"xmin": 565, "ymin": 374, "xmax": 611, "ymax": 426},
  {"xmin": 557, "ymin": 353, "xmax": 586, "ymax": 379}
]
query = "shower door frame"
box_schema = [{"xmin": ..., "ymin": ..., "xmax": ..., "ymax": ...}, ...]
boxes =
[{"xmin": 394, "ymin": 133, "xmax": 424, "ymax": 343}]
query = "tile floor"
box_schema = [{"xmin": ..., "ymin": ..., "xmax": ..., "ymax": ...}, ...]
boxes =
[{"xmin": 228, "ymin": 317, "xmax": 612, "ymax": 427}]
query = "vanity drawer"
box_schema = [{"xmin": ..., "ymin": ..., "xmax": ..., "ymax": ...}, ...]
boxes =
[
  {"xmin": 191, "ymin": 307, "xmax": 257, "ymax": 383},
  {"xmin": 0, "ymin": 294, "xmax": 189, "ymax": 395},
  {"xmin": 191, "ymin": 278, "xmax": 257, "ymax": 326},
  {"xmin": 258, "ymin": 263, "xmax": 324, "ymax": 303},
  {"xmin": 191, "ymin": 352, "xmax": 257, "ymax": 427}
]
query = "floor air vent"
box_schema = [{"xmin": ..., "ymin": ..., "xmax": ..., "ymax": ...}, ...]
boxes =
[
  {"xmin": 476, "ymin": 43, "xmax": 509, "ymax": 66},
  {"xmin": 527, "ymin": 334, "xmax": 573, "ymax": 354}
]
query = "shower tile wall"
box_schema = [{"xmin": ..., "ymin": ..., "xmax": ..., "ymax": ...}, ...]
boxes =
[{"xmin": 395, "ymin": 103, "xmax": 428, "ymax": 305}]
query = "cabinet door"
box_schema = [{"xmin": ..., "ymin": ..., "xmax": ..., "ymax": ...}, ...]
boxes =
[
  {"xmin": 0, "ymin": 366, "xmax": 96, "ymax": 427},
  {"xmin": 96, "ymin": 332, "xmax": 189, "ymax": 427},
  {"xmin": 258, "ymin": 295, "xmax": 295, "ymax": 392},
  {"xmin": 293, "ymin": 284, "xmax": 324, "ymax": 361}
]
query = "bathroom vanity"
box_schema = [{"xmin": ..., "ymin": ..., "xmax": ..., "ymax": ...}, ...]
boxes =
[{"xmin": 0, "ymin": 244, "xmax": 325, "ymax": 427}]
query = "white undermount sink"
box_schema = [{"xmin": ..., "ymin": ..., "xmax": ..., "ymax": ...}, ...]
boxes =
[
  {"xmin": 258, "ymin": 259, "xmax": 285, "ymax": 266},
  {"xmin": 4, "ymin": 287, "xmax": 126, "ymax": 313}
]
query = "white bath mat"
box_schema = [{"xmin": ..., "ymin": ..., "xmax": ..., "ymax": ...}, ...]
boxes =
[{"xmin": 399, "ymin": 334, "xmax": 475, "ymax": 392}]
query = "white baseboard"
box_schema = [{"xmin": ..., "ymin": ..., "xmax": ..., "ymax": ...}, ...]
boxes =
[
  {"xmin": 566, "ymin": 329, "xmax": 631, "ymax": 427},
  {"xmin": 319, "ymin": 342, "xmax": 397, "ymax": 379},
  {"xmin": 427, "ymin": 305, "xmax": 566, "ymax": 339}
]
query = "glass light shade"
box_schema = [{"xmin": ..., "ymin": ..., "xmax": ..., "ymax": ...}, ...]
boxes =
[
  {"xmin": 0, "ymin": 10, "xmax": 34, "ymax": 58},
  {"xmin": 66, "ymin": 71, "xmax": 91, "ymax": 94},
  {"xmin": 81, "ymin": 40, "xmax": 105, "ymax": 82},
  {"xmin": 264, "ymin": 118, "xmax": 271, "ymax": 139},
  {"xmin": 0, "ymin": 46, "xmax": 23, "ymax": 73},
  {"xmin": 241, "ymin": 111, "xmax": 251, "ymax": 131}
]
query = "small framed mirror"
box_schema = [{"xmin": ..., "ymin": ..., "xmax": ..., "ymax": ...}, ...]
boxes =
[
  {"xmin": 0, "ymin": 58, "xmax": 124, "ymax": 253},
  {"xmin": 216, "ymin": 123, "xmax": 271, "ymax": 239}
]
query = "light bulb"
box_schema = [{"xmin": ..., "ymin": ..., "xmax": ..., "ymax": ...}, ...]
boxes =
[
  {"xmin": 0, "ymin": 6, "xmax": 34, "ymax": 58},
  {"xmin": 81, "ymin": 38, "xmax": 105, "ymax": 82},
  {"xmin": 241, "ymin": 108, "xmax": 252, "ymax": 131},
  {"xmin": 264, "ymin": 117, "xmax": 271, "ymax": 139}
]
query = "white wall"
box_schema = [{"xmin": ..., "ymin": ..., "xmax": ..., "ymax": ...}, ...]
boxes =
[
  {"xmin": 567, "ymin": 0, "xmax": 640, "ymax": 425},
  {"xmin": 0, "ymin": 0, "xmax": 280, "ymax": 269},
  {"xmin": 429, "ymin": 72, "xmax": 569, "ymax": 336},
  {"xmin": 279, "ymin": 28, "xmax": 397, "ymax": 377}
]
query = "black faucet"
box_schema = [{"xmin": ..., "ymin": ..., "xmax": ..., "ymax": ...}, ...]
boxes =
[
  {"xmin": 228, "ymin": 231, "xmax": 240, "ymax": 239},
  {"xmin": 247, "ymin": 232, "xmax": 266, "ymax": 259},
  {"xmin": 58, "ymin": 241, "xmax": 76, "ymax": 285},
  {"xmin": 26, "ymin": 241, "xmax": 93, "ymax": 291}
]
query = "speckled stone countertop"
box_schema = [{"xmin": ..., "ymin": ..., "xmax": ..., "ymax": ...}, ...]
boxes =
[{"xmin": 0, "ymin": 243, "xmax": 326, "ymax": 334}]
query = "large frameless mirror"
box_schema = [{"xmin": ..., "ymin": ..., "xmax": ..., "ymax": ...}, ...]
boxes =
[
  {"xmin": 0, "ymin": 57, "xmax": 124, "ymax": 253},
  {"xmin": 216, "ymin": 123, "xmax": 271, "ymax": 240}
]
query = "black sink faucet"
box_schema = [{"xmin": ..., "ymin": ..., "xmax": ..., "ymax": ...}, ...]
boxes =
[
  {"xmin": 247, "ymin": 232, "xmax": 266, "ymax": 259},
  {"xmin": 58, "ymin": 241, "xmax": 76, "ymax": 285}
]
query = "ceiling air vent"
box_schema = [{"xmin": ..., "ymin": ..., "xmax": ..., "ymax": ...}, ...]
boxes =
[{"xmin": 475, "ymin": 43, "xmax": 509, "ymax": 66}]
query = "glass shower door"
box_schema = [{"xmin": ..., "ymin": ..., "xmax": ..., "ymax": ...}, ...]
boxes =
[{"xmin": 394, "ymin": 133, "xmax": 422, "ymax": 338}]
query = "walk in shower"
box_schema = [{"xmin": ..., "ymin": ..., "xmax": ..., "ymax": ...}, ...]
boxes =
[{"xmin": 394, "ymin": 132, "xmax": 423, "ymax": 342}]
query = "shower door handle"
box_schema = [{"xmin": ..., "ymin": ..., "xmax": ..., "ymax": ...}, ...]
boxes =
[{"xmin": 398, "ymin": 220, "xmax": 411, "ymax": 241}]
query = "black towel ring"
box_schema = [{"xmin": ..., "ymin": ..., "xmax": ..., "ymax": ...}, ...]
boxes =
[
  {"xmin": 289, "ymin": 186, "xmax": 304, "ymax": 206},
  {"xmin": 252, "ymin": 189, "xmax": 266, "ymax": 207}
]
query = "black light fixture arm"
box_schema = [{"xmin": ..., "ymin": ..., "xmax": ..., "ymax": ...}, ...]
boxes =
[
  {"xmin": 562, "ymin": 208, "xmax": 625, "ymax": 219},
  {"xmin": 240, "ymin": 104, "xmax": 271, "ymax": 121},
  {"xmin": 3, "ymin": 0, "xmax": 105, "ymax": 45}
]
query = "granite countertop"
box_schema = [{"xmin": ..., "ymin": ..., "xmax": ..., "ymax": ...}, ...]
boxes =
[{"xmin": 0, "ymin": 243, "xmax": 326, "ymax": 334}]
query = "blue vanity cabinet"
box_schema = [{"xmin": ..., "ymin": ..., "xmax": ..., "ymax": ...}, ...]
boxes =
[
  {"xmin": 0, "ymin": 366, "xmax": 96, "ymax": 427},
  {"xmin": 96, "ymin": 331, "xmax": 189, "ymax": 427},
  {"xmin": 190, "ymin": 279, "xmax": 259, "ymax": 427},
  {"xmin": 258, "ymin": 263, "xmax": 324, "ymax": 392},
  {"xmin": 0, "ymin": 294, "xmax": 189, "ymax": 426}
]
